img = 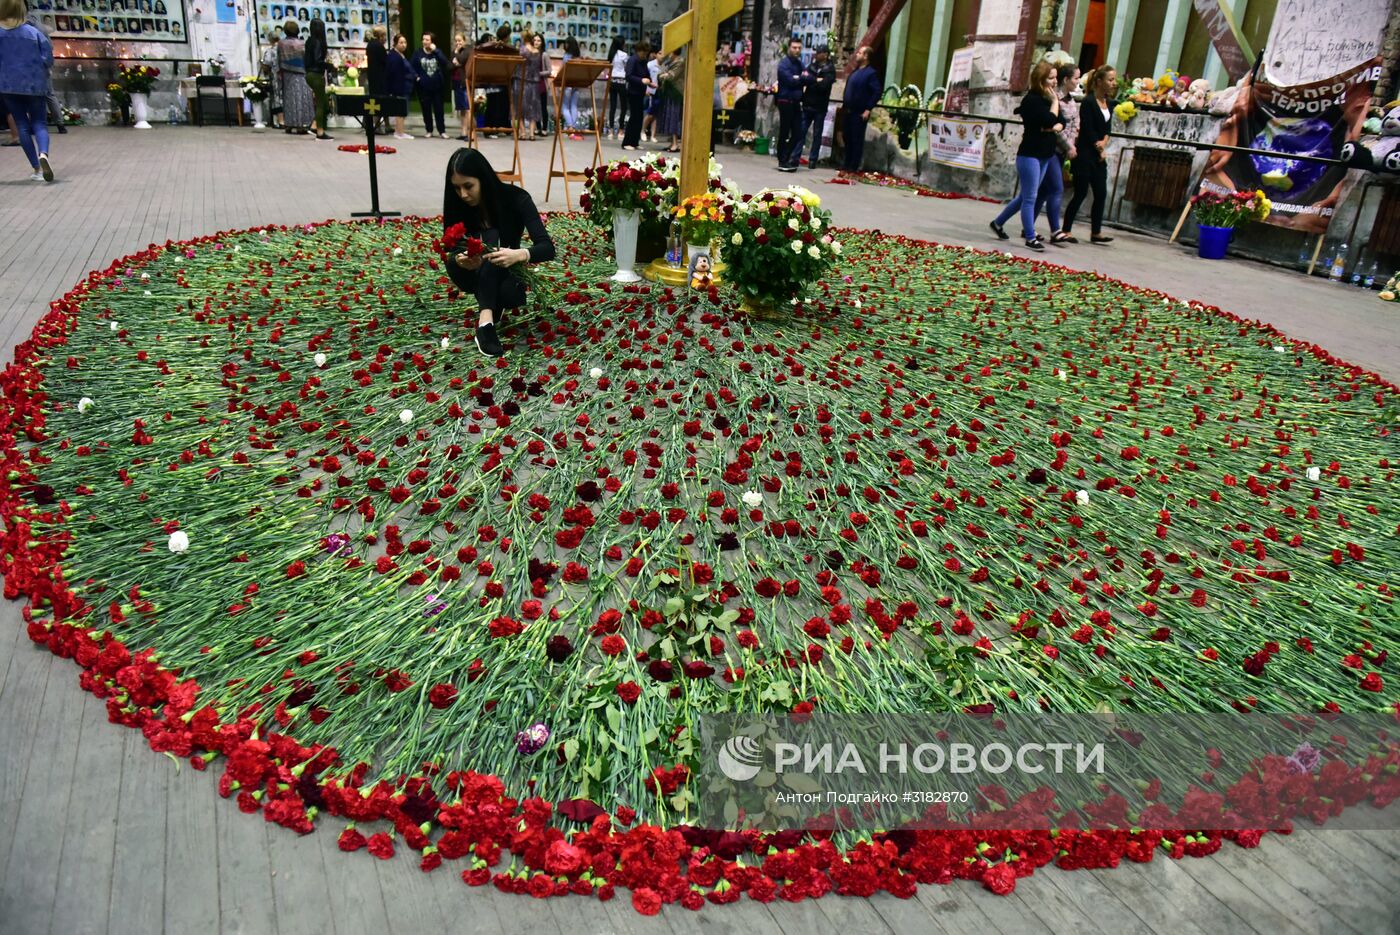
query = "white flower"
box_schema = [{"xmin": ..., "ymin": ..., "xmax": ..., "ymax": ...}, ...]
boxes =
[
  {"xmin": 807, "ymin": 246, "xmax": 821, "ymax": 258},
  {"xmin": 143, "ymin": 291, "xmax": 152, "ymax": 297},
  {"xmin": 1272, "ymin": 345, "xmax": 1286, "ymax": 353},
  {"xmin": 589, "ymin": 367, "xmax": 604, "ymax": 380},
  {"xmin": 854, "ymin": 298, "xmax": 862, "ymax": 308},
  {"xmin": 1306, "ymin": 466, "xmax": 1321, "ymax": 481},
  {"xmin": 1075, "ymin": 490, "xmax": 1090, "ymax": 505},
  {"xmin": 731, "ymin": 232, "xmax": 743, "ymax": 246},
  {"xmin": 392, "ymin": 247, "xmax": 403, "ymax": 256},
  {"xmin": 831, "ymin": 241, "xmax": 842, "ymax": 255},
  {"xmin": 233, "ymin": 244, "xmax": 241, "ymax": 252},
  {"xmin": 399, "ymin": 409, "xmax": 414, "ymax": 424},
  {"xmin": 167, "ymin": 530, "xmax": 190, "ymax": 553},
  {"xmin": 314, "ymin": 352, "xmax": 327, "ymax": 367},
  {"xmin": 110, "ymin": 321, "xmax": 119, "ymax": 331},
  {"xmin": 742, "ymin": 490, "xmax": 763, "ymax": 508},
  {"xmin": 810, "ymin": 218, "xmax": 822, "ymax": 231},
  {"xmin": 77, "ymin": 397, "xmax": 94, "ymax": 413},
  {"xmin": 141, "ymin": 272, "xmax": 150, "ymax": 280},
  {"xmin": 791, "ymin": 241, "xmax": 803, "ymax": 253},
  {"xmin": 440, "ymin": 337, "xmax": 450, "ymax": 350},
  {"xmin": 787, "ymin": 218, "xmax": 799, "ymax": 230},
  {"xmin": 1056, "ymin": 370, "xmax": 1067, "ymax": 382}
]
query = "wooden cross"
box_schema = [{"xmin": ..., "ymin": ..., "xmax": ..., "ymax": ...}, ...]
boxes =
[{"xmin": 662, "ymin": 0, "xmax": 744, "ymax": 201}]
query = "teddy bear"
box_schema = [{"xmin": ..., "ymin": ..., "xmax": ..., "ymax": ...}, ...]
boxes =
[
  {"xmin": 1183, "ymin": 78, "xmax": 1211, "ymax": 111},
  {"xmin": 1340, "ymin": 100, "xmax": 1400, "ymax": 174}
]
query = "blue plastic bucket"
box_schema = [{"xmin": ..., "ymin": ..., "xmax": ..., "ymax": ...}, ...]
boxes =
[{"xmin": 1197, "ymin": 224, "xmax": 1232, "ymax": 259}]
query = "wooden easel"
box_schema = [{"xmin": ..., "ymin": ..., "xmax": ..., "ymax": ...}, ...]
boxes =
[
  {"xmin": 546, "ymin": 58, "xmax": 610, "ymax": 208},
  {"xmin": 467, "ymin": 53, "xmax": 528, "ymax": 186}
]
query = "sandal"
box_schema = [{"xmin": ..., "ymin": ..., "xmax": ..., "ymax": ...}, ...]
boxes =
[
  {"xmin": 1091, "ymin": 234, "xmax": 1114, "ymax": 244},
  {"xmin": 1054, "ymin": 231, "xmax": 1078, "ymax": 243}
]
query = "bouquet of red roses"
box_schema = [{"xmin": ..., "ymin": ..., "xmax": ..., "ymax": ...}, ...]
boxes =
[{"xmin": 434, "ymin": 223, "xmax": 487, "ymax": 265}]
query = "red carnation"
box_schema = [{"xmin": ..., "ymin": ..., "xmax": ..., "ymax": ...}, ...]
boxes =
[
  {"xmin": 366, "ymin": 832, "xmax": 395, "ymax": 859},
  {"xmin": 616, "ymin": 681, "xmax": 641, "ymax": 704},
  {"xmin": 429, "ymin": 683, "xmax": 458, "ymax": 708},
  {"xmin": 1361, "ymin": 672, "xmax": 1384, "ymax": 692},
  {"xmin": 981, "ymin": 862, "xmax": 1017, "ymax": 895},
  {"xmin": 631, "ymin": 887, "xmax": 663, "ymax": 915}
]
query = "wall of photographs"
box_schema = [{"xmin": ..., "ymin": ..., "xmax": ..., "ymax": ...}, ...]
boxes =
[
  {"xmin": 33, "ymin": 0, "xmax": 189, "ymax": 42},
  {"xmin": 255, "ymin": 0, "xmax": 388, "ymax": 48},
  {"xmin": 789, "ymin": 4, "xmax": 832, "ymax": 68},
  {"xmin": 476, "ymin": 1, "xmax": 643, "ymax": 57}
]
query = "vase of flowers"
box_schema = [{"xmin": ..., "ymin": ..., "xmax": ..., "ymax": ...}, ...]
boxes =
[
  {"xmin": 611, "ymin": 208, "xmax": 642, "ymax": 282},
  {"xmin": 107, "ymin": 82, "xmax": 132, "ymax": 125},
  {"xmin": 239, "ymin": 75, "xmax": 270, "ymax": 129},
  {"xmin": 726, "ymin": 186, "xmax": 841, "ymax": 312},
  {"xmin": 119, "ymin": 63, "xmax": 160, "ymax": 129},
  {"xmin": 1190, "ymin": 188, "xmax": 1271, "ymax": 259},
  {"xmin": 673, "ymin": 192, "xmax": 730, "ymax": 265}
]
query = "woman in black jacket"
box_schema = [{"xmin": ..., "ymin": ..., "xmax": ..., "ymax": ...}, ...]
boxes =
[
  {"xmin": 443, "ymin": 148, "xmax": 556, "ymax": 357},
  {"xmin": 989, "ymin": 59, "xmax": 1063, "ymax": 251},
  {"xmin": 619, "ymin": 39, "xmax": 652, "ymax": 149},
  {"xmin": 1058, "ymin": 65, "xmax": 1116, "ymax": 244},
  {"xmin": 304, "ymin": 18, "xmax": 333, "ymax": 140}
]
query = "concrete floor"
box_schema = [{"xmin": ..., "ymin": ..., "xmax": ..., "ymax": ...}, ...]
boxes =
[{"xmin": 0, "ymin": 125, "xmax": 1397, "ymax": 935}]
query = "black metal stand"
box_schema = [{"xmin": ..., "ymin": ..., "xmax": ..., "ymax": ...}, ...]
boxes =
[{"xmin": 337, "ymin": 95, "xmax": 405, "ymax": 219}]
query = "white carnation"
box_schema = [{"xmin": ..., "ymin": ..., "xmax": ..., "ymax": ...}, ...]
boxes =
[
  {"xmin": 440, "ymin": 337, "xmax": 450, "ymax": 350},
  {"xmin": 110, "ymin": 321, "xmax": 119, "ymax": 331},
  {"xmin": 1075, "ymin": 490, "xmax": 1090, "ymax": 505},
  {"xmin": 77, "ymin": 397, "xmax": 94, "ymax": 413},
  {"xmin": 314, "ymin": 352, "xmax": 327, "ymax": 367},
  {"xmin": 392, "ymin": 247, "xmax": 403, "ymax": 256},
  {"xmin": 141, "ymin": 272, "xmax": 150, "ymax": 280},
  {"xmin": 589, "ymin": 367, "xmax": 604, "ymax": 379},
  {"xmin": 167, "ymin": 530, "xmax": 190, "ymax": 553},
  {"xmin": 742, "ymin": 490, "xmax": 763, "ymax": 508},
  {"xmin": 1306, "ymin": 466, "xmax": 1321, "ymax": 481},
  {"xmin": 399, "ymin": 409, "xmax": 414, "ymax": 424}
]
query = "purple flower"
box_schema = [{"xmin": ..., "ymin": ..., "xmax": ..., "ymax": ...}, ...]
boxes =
[
  {"xmin": 323, "ymin": 533, "xmax": 353, "ymax": 556},
  {"xmin": 1285, "ymin": 742, "xmax": 1321, "ymax": 775},
  {"xmin": 423, "ymin": 593, "xmax": 448, "ymax": 617},
  {"xmin": 515, "ymin": 723, "xmax": 551, "ymax": 755}
]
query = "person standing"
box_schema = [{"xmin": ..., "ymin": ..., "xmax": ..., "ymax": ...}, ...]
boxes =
[
  {"xmin": 277, "ymin": 20, "xmax": 315, "ymax": 135},
  {"xmin": 1057, "ymin": 65, "xmax": 1115, "ymax": 244},
  {"xmin": 774, "ymin": 37, "xmax": 805, "ymax": 172},
  {"xmin": 304, "ymin": 17, "xmax": 334, "ymax": 140},
  {"xmin": 988, "ymin": 59, "xmax": 1063, "ymax": 251},
  {"xmin": 840, "ymin": 45, "xmax": 879, "ymax": 173},
  {"xmin": 531, "ymin": 33, "xmax": 548, "ymax": 137},
  {"xmin": 560, "ymin": 35, "xmax": 580, "ymax": 130},
  {"xmin": 1035, "ymin": 63, "xmax": 1078, "ymax": 244},
  {"xmin": 640, "ymin": 47, "xmax": 660, "ymax": 142},
  {"xmin": 796, "ymin": 44, "xmax": 834, "ymax": 168},
  {"xmin": 516, "ymin": 29, "xmax": 542, "ymax": 140},
  {"xmin": 653, "ymin": 50, "xmax": 682, "ymax": 153},
  {"xmin": 387, "ymin": 33, "xmax": 416, "ymax": 139},
  {"xmin": 263, "ymin": 26, "xmax": 286, "ymax": 128},
  {"xmin": 0, "ymin": 0, "xmax": 55, "ymax": 181},
  {"xmin": 619, "ymin": 39, "xmax": 652, "ymax": 149},
  {"xmin": 476, "ymin": 25, "xmax": 520, "ymax": 139},
  {"xmin": 606, "ymin": 35, "xmax": 626, "ymax": 138},
  {"xmin": 451, "ymin": 32, "xmax": 472, "ymax": 140},
  {"xmin": 413, "ymin": 32, "xmax": 451, "ymax": 138},
  {"xmin": 23, "ymin": 10, "xmax": 64, "ymax": 134}
]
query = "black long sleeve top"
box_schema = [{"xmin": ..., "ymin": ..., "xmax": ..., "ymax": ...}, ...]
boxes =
[{"xmin": 1015, "ymin": 91, "xmax": 1063, "ymax": 160}]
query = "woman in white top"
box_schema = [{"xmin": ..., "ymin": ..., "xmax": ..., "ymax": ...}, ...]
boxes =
[{"xmin": 606, "ymin": 35, "xmax": 626, "ymax": 137}]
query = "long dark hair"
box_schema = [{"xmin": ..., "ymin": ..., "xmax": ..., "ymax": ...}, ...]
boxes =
[
  {"xmin": 444, "ymin": 148, "xmax": 510, "ymax": 232},
  {"xmin": 606, "ymin": 36, "xmax": 624, "ymax": 60},
  {"xmin": 308, "ymin": 16, "xmax": 325, "ymax": 40},
  {"xmin": 565, "ymin": 35, "xmax": 580, "ymax": 57}
]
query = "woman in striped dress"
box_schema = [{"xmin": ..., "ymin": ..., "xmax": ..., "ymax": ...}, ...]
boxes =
[{"xmin": 276, "ymin": 20, "xmax": 315, "ymax": 134}]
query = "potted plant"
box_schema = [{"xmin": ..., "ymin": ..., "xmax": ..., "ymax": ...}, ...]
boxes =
[
  {"xmin": 119, "ymin": 63, "xmax": 160, "ymax": 129},
  {"xmin": 1190, "ymin": 188, "xmax": 1272, "ymax": 259},
  {"xmin": 724, "ymin": 186, "xmax": 841, "ymax": 313}
]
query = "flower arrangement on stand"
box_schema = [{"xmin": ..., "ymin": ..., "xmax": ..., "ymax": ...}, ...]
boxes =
[
  {"xmin": 1190, "ymin": 188, "xmax": 1271, "ymax": 259},
  {"xmin": 873, "ymin": 84, "xmax": 924, "ymax": 149},
  {"xmin": 672, "ymin": 192, "xmax": 732, "ymax": 262},
  {"xmin": 735, "ymin": 129, "xmax": 757, "ymax": 149},
  {"xmin": 119, "ymin": 63, "xmax": 160, "ymax": 129},
  {"xmin": 724, "ymin": 186, "xmax": 840, "ymax": 311}
]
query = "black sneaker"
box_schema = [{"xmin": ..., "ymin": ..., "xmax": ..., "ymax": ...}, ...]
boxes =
[
  {"xmin": 989, "ymin": 220, "xmax": 1009, "ymax": 240},
  {"xmin": 1025, "ymin": 238, "xmax": 1045, "ymax": 252},
  {"xmin": 475, "ymin": 322, "xmax": 504, "ymax": 357}
]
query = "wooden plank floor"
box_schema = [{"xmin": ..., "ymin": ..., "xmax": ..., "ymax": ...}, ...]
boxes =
[{"xmin": 0, "ymin": 127, "xmax": 1397, "ymax": 935}]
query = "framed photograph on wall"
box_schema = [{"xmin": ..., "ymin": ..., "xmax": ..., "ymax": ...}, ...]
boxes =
[{"xmin": 49, "ymin": 0, "xmax": 187, "ymax": 41}]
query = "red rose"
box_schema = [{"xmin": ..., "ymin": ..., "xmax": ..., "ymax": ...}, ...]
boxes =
[{"xmin": 631, "ymin": 887, "xmax": 663, "ymax": 915}]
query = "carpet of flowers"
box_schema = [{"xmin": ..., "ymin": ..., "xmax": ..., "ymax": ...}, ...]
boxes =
[
  {"xmin": 827, "ymin": 171, "xmax": 1000, "ymax": 202},
  {"xmin": 338, "ymin": 144, "xmax": 398, "ymax": 155},
  {"xmin": 2, "ymin": 215, "xmax": 1398, "ymax": 912}
]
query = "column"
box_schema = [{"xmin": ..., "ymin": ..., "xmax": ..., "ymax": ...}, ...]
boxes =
[
  {"xmin": 1105, "ymin": 0, "xmax": 1141, "ymax": 71},
  {"xmin": 923, "ymin": 0, "xmax": 955, "ymax": 95},
  {"xmin": 884, "ymin": 5, "xmax": 910, "ymax": 88},
  {"xmin": 1155, "ymin": 0, "xmax": 1195, "ymax": 75},
  {"xmin": 1203, "ymin": 0, "xmax": 1249, "ymax": 87},
  {"xmin": 1068, "ymin": 0, "xmax": 1092, "ymax": 60}
]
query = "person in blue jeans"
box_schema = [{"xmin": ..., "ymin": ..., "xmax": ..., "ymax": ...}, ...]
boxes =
[
  {"xmin": 989, "ymin": 59, "xmax": 1064, "ymax": 251},
  {"xmin": 0, "ymin": 0, "xmax": 55, "ymax": 182},
  {"xmin": 841, "ymin": 45, "xmax": 880, "ymax": 173},
  {"xmin": 774, "ymin": 37, "xmax": 805, "ymax": 172}
]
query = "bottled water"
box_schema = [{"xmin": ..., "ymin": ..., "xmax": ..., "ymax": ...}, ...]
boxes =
[
  {"xmin": 1328, "ymin": 242, "xmax": 1348, "ymax": 282},
  {"xmin": 1364, "ymin": 260, "xmax": 1379, "ymax": 290}
]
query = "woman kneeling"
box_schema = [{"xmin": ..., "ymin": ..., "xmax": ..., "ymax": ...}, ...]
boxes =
[{"xmin": 443, "ymin": 148, "xmax": 555, "ymax": 357}]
